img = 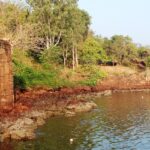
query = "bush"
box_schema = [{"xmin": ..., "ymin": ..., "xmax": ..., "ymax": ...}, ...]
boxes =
[
  {"xmin": 79, "ymin": 65, "xmax": 107, "ymax": 86},
  {"xmin": 80, "ymin": 37, "xmax": 107, "ymax": 65},
  {"xmin": 13, "ymin": 58, "xmax": 70, "ymax": 90},
  {"xmin": 40, "ymin": 46, "xmax": 63, "ymax": 65}
]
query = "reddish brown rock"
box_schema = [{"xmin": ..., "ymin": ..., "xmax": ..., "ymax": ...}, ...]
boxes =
[
  {"xmin": 74, "ymin": 86, "xmax": 92, "ymax": 93},
  {"xmin": 60, "ymin": 88, "xmax": 74, "ymax": 94},
  {"xmin": 0, "ymin": 40, "xmax": 14, "ymax": 107}
]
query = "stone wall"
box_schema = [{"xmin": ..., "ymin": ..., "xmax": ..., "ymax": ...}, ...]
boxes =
[{"xmin": 0, "ymin": 40, "xmax": 14, "ymax": 106}]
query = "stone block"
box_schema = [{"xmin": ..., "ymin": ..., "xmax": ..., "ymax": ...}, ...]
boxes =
[{"xmin": 0, "ymin": 40, "xmax": 14, "ymax": 106}]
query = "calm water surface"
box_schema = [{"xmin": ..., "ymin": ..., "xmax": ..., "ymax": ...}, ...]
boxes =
[{"xmin": 1, "ymin": 92, "xmax": 150, "ymax": 150}]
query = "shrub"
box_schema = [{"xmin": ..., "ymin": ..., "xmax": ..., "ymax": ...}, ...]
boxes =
[
  {"xmin": 79, "ymin": 65, "xmax": 107, "ymax": 86},
  {"xmin": 40, "ymin": 46, "xmax": 63, "ymax": 65},
  {"xmin": 13, "ymin": 57, "xmax": 70, "ymax": 90}
]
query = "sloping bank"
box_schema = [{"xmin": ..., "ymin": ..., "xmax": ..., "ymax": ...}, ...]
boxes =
[
  {"xmin": 1, "ymin": 68, "xmax": 150, "ymax": 142},
  {"xmin": 0, "ymin": 88, "xmax": 102, "ymax": 142}
]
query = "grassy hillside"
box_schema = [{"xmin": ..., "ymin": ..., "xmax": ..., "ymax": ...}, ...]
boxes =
[{"xmin": 13, "ymin": 49, "xmax": 107, "ymax": 90}]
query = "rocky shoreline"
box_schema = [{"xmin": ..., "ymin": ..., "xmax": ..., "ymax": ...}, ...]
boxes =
[
  {"xmin": 0, "ymin": 92, "xmax": 100, "ymax": 142},
  {"xmin": 0, "ymin": 100, "xmax": 97, "ymax": 142},
  {"xmin": 1, "ymin": 72, "xmax": 150, "ymax": 142}
]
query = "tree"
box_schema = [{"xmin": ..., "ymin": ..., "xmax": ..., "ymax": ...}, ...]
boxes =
[
  {"xmin": 0, "ymin": 1, "xmax": 38, "ymax": 51},
  {"xmin": 103, "ymin": 35, "xmax": 137, "ymax": 64},
  {"xmin": 80, "ymin": 35, "xmax": 107, "ymax": 65},
  {"xmin": 26, "ymin": 0, "xmax": 78, "ymax": 49},
  {"xmin": 25, "ymin": 0, "xmax": 90, "ymax": 70},
  {"xmin": 62, "ymin": 7, "xmax": 90, "ymax": 69},
  {"xmin": 138, "ymin": 46, "xmax": 150, "ymax": 59}
]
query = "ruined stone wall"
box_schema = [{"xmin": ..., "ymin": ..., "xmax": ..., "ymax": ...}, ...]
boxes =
[{"xmin": 0, "ymin": 40, "xmax": 14, "ymax": 106}]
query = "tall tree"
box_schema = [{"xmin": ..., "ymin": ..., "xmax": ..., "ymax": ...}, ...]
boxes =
[
  {"xmin": 80, "ymin": 35, "xmax": 107, "ymax": 65},
  {"xmin": 26, "ymin": 0, "xmax": 78, "ymax": 49},
  {"xmin": 103, "ymin": 35, "xmax": 137, "ymax": 64},
  {"xmin": 62, "ymin": 7, "xmax": 90, "ymax": 69}
]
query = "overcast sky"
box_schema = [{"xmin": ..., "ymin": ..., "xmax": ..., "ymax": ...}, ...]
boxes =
[{"xmin": 5, "ymin": 0, "xmax": 150, "ymax": 45}]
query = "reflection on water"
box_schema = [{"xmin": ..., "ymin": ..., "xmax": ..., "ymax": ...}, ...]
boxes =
[{"xmin": 1, "ymin": 92, "xmax": 150, "ymax": 150}]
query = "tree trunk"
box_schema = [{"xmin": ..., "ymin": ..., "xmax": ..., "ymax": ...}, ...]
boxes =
[
  {"xmin": 54, "ymin": 32, "xmax": 62, "ymax": 46},
  {"xmin": 46, "ymin": 36, "xmax": 50, "ymax": 49},
  {"xmin": 63, "ymin": 45, "xmax": 68, "ymax": 68},
  {"xmin": 63, "ymin": 51, "xmax": 67, "ymax": 67},
  {"xmin": 120, "ymin": 55, "xmax": 124, "ymax": 64},
  {"xmin": 75, "ymin": 47, "xmax": 79, "ymax": 68},
  {"xmin": 72, "ymin": 46, "xmax": 75, "ymax": 70}
]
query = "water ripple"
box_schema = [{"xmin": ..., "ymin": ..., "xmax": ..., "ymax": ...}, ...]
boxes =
[{"xmin": 3, "ymin": 92, "xmax": 150, "ymax": 150}]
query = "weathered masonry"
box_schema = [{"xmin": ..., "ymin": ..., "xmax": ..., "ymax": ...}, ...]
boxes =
[{"xmin": 0, "ymin": 40, "xmax": 14, "ymax": 106}]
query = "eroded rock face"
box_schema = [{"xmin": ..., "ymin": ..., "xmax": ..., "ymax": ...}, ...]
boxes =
[{"xmin": 0, "ymin": 40, "xmax": 14, "ymax": 107}]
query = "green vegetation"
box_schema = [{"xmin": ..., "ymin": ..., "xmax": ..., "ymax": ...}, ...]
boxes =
[
  {"xmin": 80, "ymin": 36, "xmax": 107, "ymax": 65},
  {"xmin": 13, "ymin": 49, "xmax": 71, "ymax": 89},
  {"xmin": 13, "ymin": 49, "xmax": 106, "ymax": 89},
  {"xmin": 1, "ymin": 1, "xmax": 150, "ymax": 90},
  {"xmin": 78, "ymin": 65, "xmax": 107, "ymax": 86}
]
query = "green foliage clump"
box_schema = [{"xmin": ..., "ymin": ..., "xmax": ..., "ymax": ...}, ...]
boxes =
[
  {"xmin": 13, "ymin": 61, "xmax": 63, "ymax": 89},
  {"xmin": 80, "ymin": 36, "xmax": 107, "ymax": 65},
  {"xmin": 13, "ymin": 49, "xmax": 70, "ymax": 90},
  {"xmin": 79, "ymin": 65, "xmax": 107, "ymax": 86},
  {"xmin": 103, "ymin": 35, "xmax": 138, "ymax": 65},
  {"xmin": 40, "ymin": 46, "xmax": 63, "ymax": 65}
]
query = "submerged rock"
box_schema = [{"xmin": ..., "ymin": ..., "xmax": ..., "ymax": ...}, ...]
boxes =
[
  {"xmin": 66, "ymin": 101, "xmax": 97, "ymax": 113},
  {"xmin": 102, "ymin": 90, "xmax": 112, "ymax": 96},
  {"xmin": 10, "ymin": 129, "xmax": 35, "ymax": 140},
  {"xmin": 36, "ymin": 118, "xmax": 45, "ymax": 126},
  {"xmin": 65, "ymin": 110, "xmax": 76, "ymax": 117}
]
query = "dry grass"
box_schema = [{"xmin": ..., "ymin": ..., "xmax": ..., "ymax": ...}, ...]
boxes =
[
  {"xmin": 99, "ymin": 66, "xmax": 150, "ymax": 88},
  {"xmin": 99, "ymin": 65, "xmax": 137, "ymax": 76},
  {"xmin": 61, "ymin": 67, "xmax": 87, "ymax": 82}
]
